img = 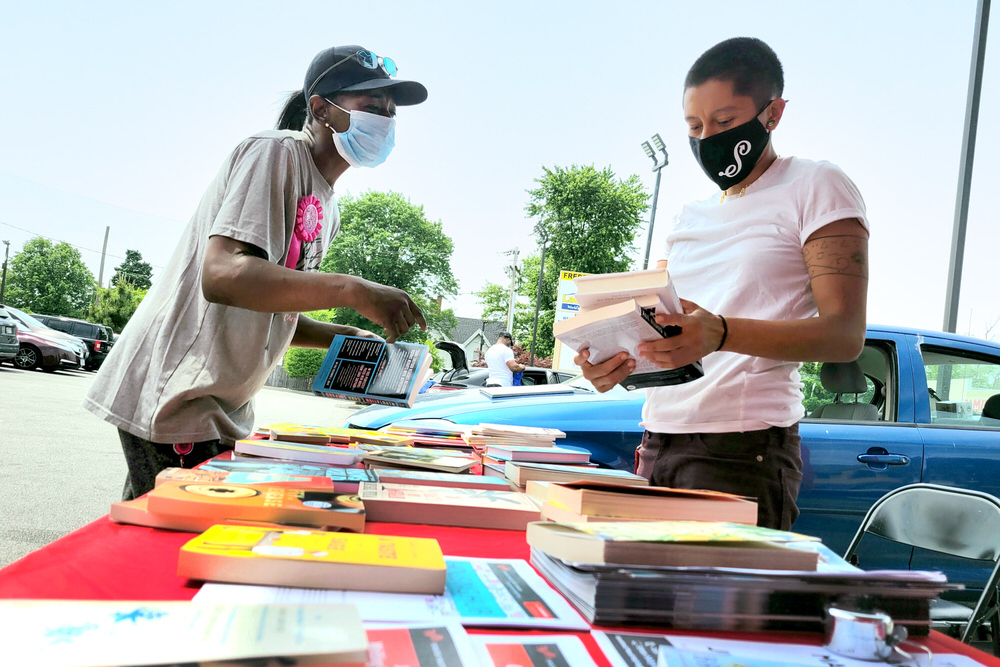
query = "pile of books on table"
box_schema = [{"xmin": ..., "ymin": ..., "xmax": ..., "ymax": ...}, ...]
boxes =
[{"xmin": 522, "ymin": 482, "xmax": 956, "ymax": 636}]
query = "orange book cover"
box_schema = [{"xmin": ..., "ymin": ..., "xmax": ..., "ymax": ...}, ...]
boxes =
[
  {"xmin": 146, "ymin": 483, "xmax": 366, "ymax": 532},
  {"xmin": 109, "ymin": 497, "xmax": 289, "ymax": 533}
]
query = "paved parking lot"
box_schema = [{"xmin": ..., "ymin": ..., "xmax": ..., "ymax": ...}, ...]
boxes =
[{"xmin": 0, "ymin": 363, "xmax": 362, "ymax": 567}]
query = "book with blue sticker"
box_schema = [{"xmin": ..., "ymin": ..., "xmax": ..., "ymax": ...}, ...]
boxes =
[{"xmin": 312, "ymin": 335, "xmax": 432, "ymax": 408}]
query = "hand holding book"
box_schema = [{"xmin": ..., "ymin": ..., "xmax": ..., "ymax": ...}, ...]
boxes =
[{"xmin": 636, "ymin": 298, "xmax": 727, "ymax": 368}]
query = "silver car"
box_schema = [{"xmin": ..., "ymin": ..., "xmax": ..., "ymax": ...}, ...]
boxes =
[{"xmin": 0, "ymin": 307, "xmax": 18, "ymax": 362}]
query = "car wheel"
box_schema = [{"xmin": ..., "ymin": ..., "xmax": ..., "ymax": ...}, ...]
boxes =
[{"xmin": 14, "ymin": 345, "xmax": 40, "ymax": 370}]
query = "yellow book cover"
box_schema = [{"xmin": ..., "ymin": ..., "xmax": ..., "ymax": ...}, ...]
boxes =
[
  {"xmin": 146, "ymin": 483, "xmax": 366, "ymax": 532},
  {"xmin": 179, "ymin": 525, "xmax": 447, "ymax": 594}
]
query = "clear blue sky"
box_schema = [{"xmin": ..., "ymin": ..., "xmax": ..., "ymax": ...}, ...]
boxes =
[{"xmin": 1, "ymin": 1, "xmax": 997, "ymax": 338}]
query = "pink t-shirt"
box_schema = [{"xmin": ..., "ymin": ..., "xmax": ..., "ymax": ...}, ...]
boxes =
[{"xmin": 641, "ymin": 156, "xmax": 868, "ymax": 434}]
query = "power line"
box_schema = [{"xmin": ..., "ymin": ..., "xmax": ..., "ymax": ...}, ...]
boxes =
[{"xmin": 0, "ymin": 220, "xmax": 165, "ymax": 270}]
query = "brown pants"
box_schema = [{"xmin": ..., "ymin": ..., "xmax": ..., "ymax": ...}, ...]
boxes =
[{"xmin": 635, "ymin": 425, "xmax": 803, "ymax": 530}]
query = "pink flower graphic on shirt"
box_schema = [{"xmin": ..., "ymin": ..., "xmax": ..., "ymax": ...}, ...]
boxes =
[{"xmin": 285, "ymin": 195, "xmax": 324, "ymax": 269}]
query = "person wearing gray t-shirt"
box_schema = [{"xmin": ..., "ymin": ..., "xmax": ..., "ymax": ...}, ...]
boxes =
[{"xmin": 84, "ymin": 45, "xmax": 430, "ymax": 500}]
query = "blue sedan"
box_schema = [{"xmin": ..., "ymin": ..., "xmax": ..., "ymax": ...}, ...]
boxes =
[{"xmin": 348, "ymin": 325, "xmax": 1000, "ymax": 594}]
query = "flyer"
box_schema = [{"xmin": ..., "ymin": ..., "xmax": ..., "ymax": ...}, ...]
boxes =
[
  {"xmin": 364, "ymin": 623, "xmax": 480, "ymax": 667},
  {"xmin": 192, "ymin": 556, "xmax": 589, "ymax": 630},
  {"xmin": 591, "ymin": 631, "xmax": 673, "ymax": 667},
  {"xmin": 472, "ymin": 634, "xmax": 598, "ymax": 667}
]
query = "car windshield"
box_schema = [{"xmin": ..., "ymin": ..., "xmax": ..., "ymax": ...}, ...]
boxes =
[{"xmin": 5, "ymin": 306, "xmax": 46, "ymax": 330}]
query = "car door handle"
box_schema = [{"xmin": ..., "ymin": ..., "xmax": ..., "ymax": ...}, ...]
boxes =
[{"xmin": 857, "ymin": 454, "xmax": 910, "ymax": 466}]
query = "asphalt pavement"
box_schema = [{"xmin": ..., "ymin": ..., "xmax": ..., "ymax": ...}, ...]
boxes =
[{"xmin": 0, "ymin": 363, "xmax": 363, "ymax": 568}]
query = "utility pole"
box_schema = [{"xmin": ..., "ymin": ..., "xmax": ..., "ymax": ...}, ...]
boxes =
[
  {"xmin": 640, "ymin": 134, "xmax": 669, "ymax": 270},
  {"xmin": 503, "ymin": 248, "xmax": 520, "ymax": 333},
  {"xmin": 943, "ymin": 0, "xmax": 990, "ymax": 333},
  {"xmin": 529, "ymin": 225, "xmax": 550, "ymax": 366},
  {"xmin": 0, "ymin": 240, "xmax": 9, "ymax": 304},
  {"xmin": 95, "ymin": 225, "xmax": 110, "ymax": 306}
]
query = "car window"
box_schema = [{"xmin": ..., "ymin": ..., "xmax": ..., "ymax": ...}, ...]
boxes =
[
  {"xmin": 6, "ymin": 307, "xmax": 46, "ymax": 330},
  {"xmin": 48, "ymin": 320, "xmax": 73, "ymax": 333},
  {"xmin": 921, "ymin": 346, "xmax": 1000, "ymax": 429},
  {"xmin": 70, "ymin": 322, "xmax": 94, "ymax": 338},
  {"xmin": 800, "ymin": 343, "xmax": 895, "ymax": 422}
]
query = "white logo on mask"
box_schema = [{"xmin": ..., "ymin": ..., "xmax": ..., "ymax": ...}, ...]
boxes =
[{"xmin": 719, "ymin": 140, "xmax": 752, "ymax": 178}]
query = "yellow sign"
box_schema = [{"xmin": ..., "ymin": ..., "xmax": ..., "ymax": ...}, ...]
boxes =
[{"xmin": 559, "ymin": 270, "xmax": 590, "ymax": 281}]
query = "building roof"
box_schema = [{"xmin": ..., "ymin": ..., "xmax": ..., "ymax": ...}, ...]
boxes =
[{"xmin": 442, "ymin": 317, "xmax": 507, "ymax": 347}]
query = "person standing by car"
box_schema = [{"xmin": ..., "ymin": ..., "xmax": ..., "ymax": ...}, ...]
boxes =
[
  {"xmin": 575, "ymin": 38, "xmax": 869, "ymax": 530},
  {"xmin": 485, "ymin": 332, "xmax": 525, "ymax": 387},
  {"xmin": 84, "ymin": 45, "xmax": 428, "ymax": 500}
]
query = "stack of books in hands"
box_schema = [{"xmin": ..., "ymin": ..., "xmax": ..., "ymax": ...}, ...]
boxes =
[{"xmin": 554, "ymin": 268, "xmax": 704, "ymax": 389}]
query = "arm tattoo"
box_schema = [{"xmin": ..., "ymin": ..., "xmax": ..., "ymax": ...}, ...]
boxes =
[{"xmin": 803, "ymin": 235, "xmax": 868, "ymax": 280}]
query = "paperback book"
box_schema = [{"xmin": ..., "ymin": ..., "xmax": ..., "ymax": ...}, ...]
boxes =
[
  {"xmin": 526, "ymin": 521, "xmax": 820, "ymax": 570},
  {"xmin": 554, "ymin": 298, "xmax": 703, "ymax": 390},
  {"xmin": 505, "ymin": 461, "xmax": 649, "ymax": 488},
  {"xmin": 156, "ymin": 466, "xmax": 335, "ymax": 490},
  {"xmin": 545, "ymin": 482, "xmax": 758, "ymax": 524},
  {"xmin": 358, "ymin": 482, "xmax": 541, "ymax": 531},
  {"xmin": 362, "ymin": 446, "xmax": 478, "ymax": 474},
  {"xmin": 484, "ymin": 445, "xmax": 591, "ymax": 464},
  {"xmin": 197, "ymin": 460, "xmax": 377, "ymax": 493},
  {"xmin": 146, "ymin": 483, "xmax": 366, "ymax": 532},
  {"xmin": 313, "ymin": 335, "xmax": 432, "ymax": 408},
  {"xmin": 1, "ymin": 600, "xmax": 368, "ymax": 667},
  {"xmin": 110, "ymin": 497, "xmax": 288, "ymax": 534},
  {"xmin": 373, "ymin": 468, "xmax": 513, "ymax": 491},
  {"xmin": 234, "ymin": 439, "xmax": 361, "ymax": 466},
  {"xmin": 178, "ymin": 524, "xmax": 447, "ymax": 595}
]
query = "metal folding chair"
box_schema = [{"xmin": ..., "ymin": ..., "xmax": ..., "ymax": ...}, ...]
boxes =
[{"xmin": 843, "ymin": 483, "xmax": 1000, "ymax": 652}]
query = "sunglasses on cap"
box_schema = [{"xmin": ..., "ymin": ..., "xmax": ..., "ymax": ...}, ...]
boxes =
[{"xmin": 327, "ymin": 49, "xmax": 398, "ymax": 78}]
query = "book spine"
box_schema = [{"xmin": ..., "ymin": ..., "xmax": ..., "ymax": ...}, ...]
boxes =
[{"xmin": 313, "ymin": 389, "xmax": 406, "ymax": 407}]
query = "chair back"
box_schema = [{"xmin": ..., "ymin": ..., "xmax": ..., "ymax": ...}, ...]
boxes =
[{"xmin": 860, "ymin": 484, "xmax": 1000, "ymax": 561}]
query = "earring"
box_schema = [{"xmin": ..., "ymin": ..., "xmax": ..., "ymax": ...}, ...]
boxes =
[{"xmin": 767, "ymin": 121, "xmax": 776, "ymax": 127}]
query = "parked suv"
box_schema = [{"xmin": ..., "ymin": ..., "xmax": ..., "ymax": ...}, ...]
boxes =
[
  {"xmin": 33, "ymin": 315, "xmax": 114, "ymax": 370},
  {"xmin": 0, "ymin": 307, "xmax": 19, "ymax": 363}
]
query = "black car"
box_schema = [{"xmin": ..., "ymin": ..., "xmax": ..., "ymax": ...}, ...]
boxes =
[
  {"xmin": 33, "ymin": 315, "xmax": 114, "ymax": 370},
  {"xmin": 427, "ymin": 341, "xmax": 574, "ymax": 393}
]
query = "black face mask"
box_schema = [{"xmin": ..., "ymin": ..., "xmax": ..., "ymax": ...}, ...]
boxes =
[{"xmin": 689, "ymin": 103, "xmax": 773, "ymax": 191}]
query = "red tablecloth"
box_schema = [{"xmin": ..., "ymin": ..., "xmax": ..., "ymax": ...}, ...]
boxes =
[{"xmin": 1, "ymin": 516, "xmax": 997, "ymax": 666}]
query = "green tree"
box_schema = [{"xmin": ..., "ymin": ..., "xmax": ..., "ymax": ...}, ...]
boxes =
[
  {"xmin": 477, "ymin": 165, "xmax": 650, "ymax": 358},
  {"xmin": 111, "ymin": 249, "xmax": 153, "ymax": 290},
  {"xmin": 5, "ymin": 238, "xmax": 95, "ymax": 316},
  {"xmin": 319, "ymin": 191, "xmax": 458, "ymax": 345},
  {"xmin": 87, "ymin": 280, "xmax": 146, "ymax": 332},
  {"xmin": 284, "ymin": 309, "xmax": 336, "ymax": 378}
]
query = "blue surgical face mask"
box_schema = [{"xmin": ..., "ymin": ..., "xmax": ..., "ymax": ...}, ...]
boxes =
[{"xmin": 324, "ymin": 100, "xmax": 396, "ymax": 168}]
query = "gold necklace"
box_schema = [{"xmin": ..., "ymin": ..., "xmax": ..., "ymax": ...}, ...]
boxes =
[
  {"xmin": 719, "ymin": 155, "xmax": 781, "ymax": 203},
  {"xmin": 720, "ymin": 186, "xmax": 748, "ymax": 203}
]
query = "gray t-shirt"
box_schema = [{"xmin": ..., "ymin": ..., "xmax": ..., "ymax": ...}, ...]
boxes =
[{"xmin": 84, "ymin": 130, "xmax": 338, "ymax": 444}]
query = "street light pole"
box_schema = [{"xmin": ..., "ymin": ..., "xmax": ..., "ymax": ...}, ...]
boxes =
[
  {"xmin": 529, "ymin": 225, "xmax": 550, "ymax": 366},
  {"xmin": 0, "ymin": 240, "xmax": 9, "ymax": 304},
  {"xmin": 641, "ymin": 134, "xmax": 669, "ymax": 270}
]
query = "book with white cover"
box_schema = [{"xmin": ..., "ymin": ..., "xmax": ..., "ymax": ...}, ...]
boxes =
[
  {"xmin": 553, "ymin": 299, "xmax": 703, "ymax": 389},
  {"xmin": 234, "ymin": 439, "xmax": 361, "ymax": 466},
  {"xmin": 573, "ymin": 268, "xmax": 683, "ymax": 313},
  {"xmin": 1, "ymin": 600, "xmax": 367, "ymax": 667}
]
